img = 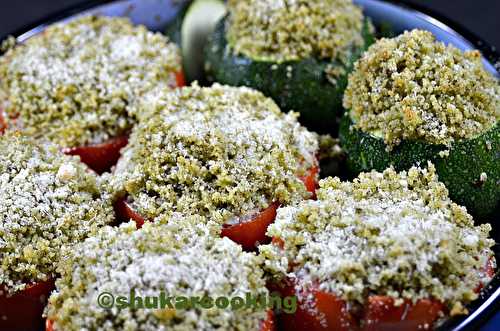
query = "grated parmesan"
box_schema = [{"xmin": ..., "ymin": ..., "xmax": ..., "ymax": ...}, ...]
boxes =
[
  {"xmin": 0, "ymin": 15, "xmax": 181, "ymax": 148},
  {"xmin": 0, "ymin": 133, "xmax": 114, "ymax": 294},
  {"xmin": 344, "ymin": 30, "xmax": 499, "ymax": 149},
  {"xmin": 107, "ymin": 83, "xmax": 318, "ymax": 225},
  {"xmin": 260, "ymin": 163, "xmax": 495, "ymax": 312},
  {"xmin": 47, "ymin": 221, "xmax": 268, "ymax": 331},
  {"xmin": 226, "ymin": 0, "xmax": 365, "ymax": 65}
]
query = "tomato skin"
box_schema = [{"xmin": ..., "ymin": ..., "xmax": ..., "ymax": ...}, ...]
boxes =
[
  {"xmin": 221, "ymin": 203, "xmax": 279, "ymax": 251},
  {"xmin": 362, "ymin": 296, "xmax": 444, "ymax": 331},
  {"xmin": 115, "ymin": 162, "xmax": 318, "ymax": 250},
  {"xmin": 299, "ymin": 165, "xmax": 319, "ymax": 198},
  {"xmin": 0, "ymin": 280, "xmax": 55, "ymax": 331},
  {"xmin": 114, "ymin": 198, "xmax": 146, "ymax": 229},
  {"xmin": 261, "ymin": 310, "xmax": 276, "ymax": 331},
  {"xmin": 46, "ymin": 319, "xmax": 55, "ymax": 331},
  {"xmin": 175, "ymin": 71, "xmax": 186, "ymax": 87},
  {"xmin": 272, "ymin": 278, "xmax": 358, "ymax": 331},
  {"xmin": 0, "ymin": 109, "xmax": 6, "ymax": 135},
  {"xmin": 63, "ymin": 136, "xmax": 128, "ymax": 174},
  {"xmin": 220, "ymin": 163, "xmax": 319, "ymax": 251},
  {"xmin": 115, "ymin": 198, "xmax": 279, "ymax": 250},
  {"xmin": 272, "ymin": 278, "xmax": 444, "ymax": 331}
]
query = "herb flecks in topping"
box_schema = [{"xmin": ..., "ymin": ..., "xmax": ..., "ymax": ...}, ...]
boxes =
[
  {"xmin": 0, "ymin": 134, "xmax": 114, "ymax": 293},
  {"xmin": 47, "ymin": 222, "xmax": 268, "ymax": 330},
  {"xmin": 226, "ymin": 0, "xmax": 364, "ymax": 64},
  {"xmin": 260, "ymin": 163, "xmax": 495, "ymax": 310},
  {"xmin": 108, "ymin": 84, "xmax": 318, "ymax": 224},
  {"xmin": 344, "ymin": 30, "xmax": 499, "ymax": 149},
  {"xmin": 0, "ymin": 16, "xmax": 181, "ymax": 147}
]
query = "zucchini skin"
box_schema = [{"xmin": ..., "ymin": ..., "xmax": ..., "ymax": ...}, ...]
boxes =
[
  {"xmin": 205, "ymin": 18, "xmax": 374, "ymax": 134},
  {"xmin": 339, "ymin": 115, "xmax": 500, "ymax": 221}
]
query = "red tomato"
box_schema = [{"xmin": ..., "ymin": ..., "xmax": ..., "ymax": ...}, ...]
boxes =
[
  {"xmin": 115, "ymin": 162, "xmax": 318, "ymax": 250},
  {"xmin": 221, "ymin": 202, "xmax": 279, "ymax": 251},
  {"xmin": 272, "ymin": 278, "xmax": 358, "ymax": 331},
  {"xmin": 0, "ymin": 109, "xmax": 6, "ymax": 135},
  {"xmin": 63, "ymin": 136, "xmax": 128, "ymax": 174},
  {"xmin": 0, "ymin": 280, "xmax": 55, "ymax": 331},
  {"xmin": 475, "ymin": 257, "xmax": 496, "ymax": 292},
  {"xmin": 115, "ymin": 197, "xmax": 278, "ymax": 250},
  {"xmin": 175, "ymin": 71, "xmax": 186, "ymax": 87},
  {"xmin": 272, "ymin": 277, "xmax": 445, "ymax": 331},
  {"xmin": 46, "ymin": 319, "xmax": 55, "ymax": 331},
  {"xmin": 363, "ymin": 296, "xmax": 444, "ymax": 331},
  {"xmin": 299, "ymin": 165, "xmax": 319, "ymax": 198},
  {"xmin": 269, "ymin": 258, "xmax": 496, "ymax": 331},
  {"xmin": 114, "ymin": 197, "xmax": 146, "ymax": 229},
  {"xmin": 261, "ymin": 310, "xmax": 277, "ymax": 331},
  {"xmin": 221, "ymin": 163, "xmax": 319, "ymax": 250}
]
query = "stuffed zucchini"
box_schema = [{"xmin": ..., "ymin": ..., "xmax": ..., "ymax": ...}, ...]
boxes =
[
  {"xmin": 204, "ymin": 0, "xmax": 374, "ymax": 133},
  {"xmin": 340, "ymin": 30, "xmax": 499, "ymax": 219}
]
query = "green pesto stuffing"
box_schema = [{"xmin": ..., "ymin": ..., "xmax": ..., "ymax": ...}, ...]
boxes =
[
  {"xmin": 47, "ymin": 221, "xmax": 268, "ymax": 331},
  {"xmin": 0, "ymin": 15, "xmax": 181, "ymax": 148},
  {"xmin": 344, "ymin": 30, "xmax": 500, "ymax": 149},
  {"xmin": 260, "ymin": 163, "xmax": 495, "ymax": 314},
  {"xmin": 226, "ymin": 0, "xmax": 365, "ymax": 65},
  {"xmin": 0, "ymin": 133, "xmax": 114, "ymax": 294},
  {"xmin": 108, "ymin": 83, "xmax": 318, "ymax": 224}
]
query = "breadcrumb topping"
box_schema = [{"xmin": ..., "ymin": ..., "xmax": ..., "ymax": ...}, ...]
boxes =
[
  {"xmin": 0, "ymin": 15, "xmax": 181, "ymax": 148},
  {"xmin": 0, "ymin": 134, "xmax": 114, "ymax": 293},
  {"xmin": 108, "ymin": 84, "xmax": 318, "ymax": 224},
  {"xmin": 47, "ymin": 221, "xmax": 268, "ymax": 331},
  {"xmin": 226, "ymin": 0, "xmax": 365, "ymax": 63},
  {"xmin": 344, "ymin": 30, "xmax": 499, "ymax": 148},
  {"xmin": 260, "ymin": 163, "xmax": 495, "ymax": 310}
]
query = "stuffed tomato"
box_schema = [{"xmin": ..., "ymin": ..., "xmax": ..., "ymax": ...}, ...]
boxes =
[
  {"xmin": 205, "ymin": 0, "xmax": 374, "ymax": 133},
  {"xmin": 0, "ymin": 134, "xmax": 114, "ymax": 331},
  {"xmin": 108, "ymin": 84, "xmax": 319, "ymax": 251},
  {"xmin": 340, "ymin": 29, "xmax": 499, "ymax": 220},
  {"xmin": 260, "ymin": 164, "xmax": 496, "ymax": 331},
  {"xmin": 0, "ymin": 15, "xmax": 184, "ymax": 173},
  {"xmin": 46, "ymin": 220, "xmax": 275, "ymax": 331}
]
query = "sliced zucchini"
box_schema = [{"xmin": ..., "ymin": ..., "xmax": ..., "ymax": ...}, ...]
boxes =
[
  {"xmin": 339, "ymin": 114, "xmax": 500, "ymax": 220},
  {"xmin": 165, "ymin": 0, "xmax": 227, "ymax": 82},
  {"xmin": 204, "ymin": 18, "xmax": 374, "ymax": 134}
]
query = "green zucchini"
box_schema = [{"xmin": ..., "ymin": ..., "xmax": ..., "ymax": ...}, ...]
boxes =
[
  {"xmin": 165, "ymin": 0, "xmax": 227, "ymax": 82},
  {"xmin": 204, "ymin": 17, "xmax": 374, "ymax": 134},
  {"xmin": 339, "ymin": 114, "xmax": 500, "ymax": 220}
]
